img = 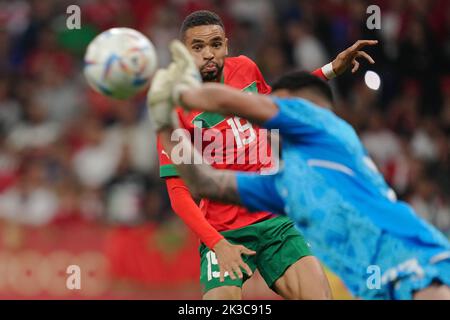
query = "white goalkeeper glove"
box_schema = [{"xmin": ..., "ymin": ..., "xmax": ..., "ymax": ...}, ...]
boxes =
[
  {"xmin": 146, "ymin": 63, "xmax": 178, "ymax": 131},
  {"xmin": 169, "ymin": 40, "xmax": 202, "ymax": 107}
]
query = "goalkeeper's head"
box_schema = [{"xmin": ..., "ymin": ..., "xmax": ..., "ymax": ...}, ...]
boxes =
[{"xmin": 271, "ymin": 71, "xmax": 334, "ymax": 110}]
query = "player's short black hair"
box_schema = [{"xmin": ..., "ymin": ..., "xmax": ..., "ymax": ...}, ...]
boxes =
[
  {"xmin": 271, "ymin": 71, "xmax": 334, "ymax": 104},
  {"xmin": 180, "ymin": 10, "xmax": 225, "ymax": 40}
]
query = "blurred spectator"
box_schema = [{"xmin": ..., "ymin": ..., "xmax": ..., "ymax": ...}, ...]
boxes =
[
  {"xmin": 387, "ymin": 81, "xmax": 421, "ymax": 136},
  {"xmin": 410, "ymin": 118, "xmax": 440, "ymax": 162},
  {"xmin": 72, "ymin": 116, "xmax": 120, "ymax": 189},
  {"xmin": 0, "ymin": 127, "xmax": 18, "ymax": 192},
  {"xmin": 51, "ymin": 177, "xmax": 84, "ymax": 225},
  {"xmin": 287, "ymin": 21, "xmax": 329, "ymax": 71},
  {"xmin": 103, "ymin": 145, "xmax": 155, "ymax": 225},
  {"xmin": 227, "ymin": 0, "xmax": 272, "ymax": 28},
  {"xmin": 106, "ymin": 99, "xmax": 157, "ymax": 174},
  {"xmin": 7, "ymin": 100, "xmax": 60, "ymax": 151},
  {"xmin": 33, "ymin": 63, "xmax": 83, "ymax": 124},
  {"xmin": 145, "ymin": 6, "xmax": 180, "ymax": 67},
  {"xmin": 0, "ymin": 158, "xmax": 58, "ymax": 226},
  {"xmin": 361, "ymin": 110, "xmax": 402, "ymax": 169},
  {"xmin": 408, "ymin": 178, "xmax": 450, "ymax": 236},
  {"xmin": 0, "ymin": 77, "xmax": 21, "ymax": 131},
  {"xmin": 82, "ymin": 0, "xmax": 132, "ymax": 31}
]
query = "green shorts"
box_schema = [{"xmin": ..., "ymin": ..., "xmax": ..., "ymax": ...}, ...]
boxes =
[{"xmin": 199, "ymin": 215, "xmax": 312, "ymax": 293}]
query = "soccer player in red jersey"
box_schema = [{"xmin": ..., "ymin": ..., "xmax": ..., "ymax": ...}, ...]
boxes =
[{"xmin": 156, "ymin": 10, "xmax": 376, "ymax": 299}]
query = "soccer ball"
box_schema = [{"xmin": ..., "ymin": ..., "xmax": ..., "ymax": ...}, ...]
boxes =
[{"xmin": 84, "ymin": 27, "xmax": 158, "ymax": 99}]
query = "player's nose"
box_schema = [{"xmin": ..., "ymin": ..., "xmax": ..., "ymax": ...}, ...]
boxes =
[{"xmin": 202, "ymin": 46, "xmax": 214, "ymax": 60}]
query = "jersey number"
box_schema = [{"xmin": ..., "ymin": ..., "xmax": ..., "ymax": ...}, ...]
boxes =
[
  {"xmin": 206, "ymin": 251, "xmax": 229, "ymax": 281},
  {"xmin": 226, "ymin": 117, "xmax": 256, "ymax": 148}
]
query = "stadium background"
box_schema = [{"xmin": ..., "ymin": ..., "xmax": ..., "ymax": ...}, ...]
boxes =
[{"xmin": 0, "ymin": 0, "xmax": 449, "ymax": 299}]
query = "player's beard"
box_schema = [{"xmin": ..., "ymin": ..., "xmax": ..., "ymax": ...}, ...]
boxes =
[{"xmin": 200, "ymin": 62, "xmax": 223, "ymax": 82}]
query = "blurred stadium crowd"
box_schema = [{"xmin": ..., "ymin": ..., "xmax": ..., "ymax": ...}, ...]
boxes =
[{"xmin": 0, "ymin": 0, "xmax": 449, "ymax": 296}]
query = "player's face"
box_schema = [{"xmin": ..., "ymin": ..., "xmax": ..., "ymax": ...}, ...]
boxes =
[{"xmin": 183, "ymin": 25, "xmax": 228, "ymax": 82}]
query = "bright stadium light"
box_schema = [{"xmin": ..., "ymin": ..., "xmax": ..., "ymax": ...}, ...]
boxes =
[{"xmin": 364, "ymin": 70, "xmax": 381, "ymax": 90}]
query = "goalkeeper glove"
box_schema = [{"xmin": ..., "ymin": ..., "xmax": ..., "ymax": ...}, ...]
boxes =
[
  {"xmin": 169, "ymin": 40, "xmax": 202, "ymax": 107},
  {"xmin": 146, "ymin": 63, "xmax": 177, "ymax": 131}
]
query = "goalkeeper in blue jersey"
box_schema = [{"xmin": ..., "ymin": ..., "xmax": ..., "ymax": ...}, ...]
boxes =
[{"xmin": 147, "ymin": 41, "xmax": 450, "ymax": 299}]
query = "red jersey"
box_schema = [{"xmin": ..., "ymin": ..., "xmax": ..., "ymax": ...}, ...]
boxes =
[{"xmin": 158, "ymin": 55, "xmax": 275, "ymax": 232}]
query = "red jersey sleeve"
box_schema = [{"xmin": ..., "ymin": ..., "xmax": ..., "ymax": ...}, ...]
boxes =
[
  {"xmin": 311, "ymin": 67, "xmax": 328, "ymax": 81},
  {"xmin": 156, "ymin": 114, "xmax": 223, "ymax": 249},
  {"xmin": 157, "ymin": 108, "xmax": 195, "ymax": 178},
  {"xmin": 238, "ymin": 55, "xmax": 272, "ymax": 94},
  {"xmin": 252, "ymin": 60, "xmax": 272, "ymax": 94},
  {"xmin": 165, "ymin": 177, "xmax": 224, "ymax": 249},
  {"xmin": 157, "ymin": 134, "xmax": 179, "ymax": 178},
  {"xmin": 235, "ymin": 56, "xmax": 329, "ymax": 95}
]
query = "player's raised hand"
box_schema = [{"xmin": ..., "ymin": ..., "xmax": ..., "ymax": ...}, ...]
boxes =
[
  {"xmin": 169, "ymin": 40, "xmax": 202, "ymax": 106},
  {"xmin": 331, "ymin": 40, "xmax": 378, "ymax": 76},
  {"xmin": 213, "ymin": 239, "xmax": 256, "ymax": 282},
  {"xmin": 147, "ymin": 63, "xmax": 177, "ymax": 131}
]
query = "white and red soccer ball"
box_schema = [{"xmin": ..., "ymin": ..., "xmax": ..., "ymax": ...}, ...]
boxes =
[{"xmin": 84, "ymin": 27, "xmax": 158, "ymax": 99}]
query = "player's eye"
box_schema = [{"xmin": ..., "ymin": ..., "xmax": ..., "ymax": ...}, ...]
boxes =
[
  {"xmin": 212, "ymin": 42, "xmax": 222, "ymax": 49},
  {"xmin": 192, "ymin": 44, "xmax": 203, "ymax": 52}
]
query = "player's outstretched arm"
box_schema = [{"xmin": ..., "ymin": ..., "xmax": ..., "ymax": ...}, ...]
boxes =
[
  {"xmin": 330, "ymin": 40, "xmax": 378, "ymax": 76},
  {"xmin": 312, "ymin": 40, "xmax": 378, "ymax": 80},
  {"xmin": 179, "ymin": 83, "xmax": 279, "ymax": 125}
]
